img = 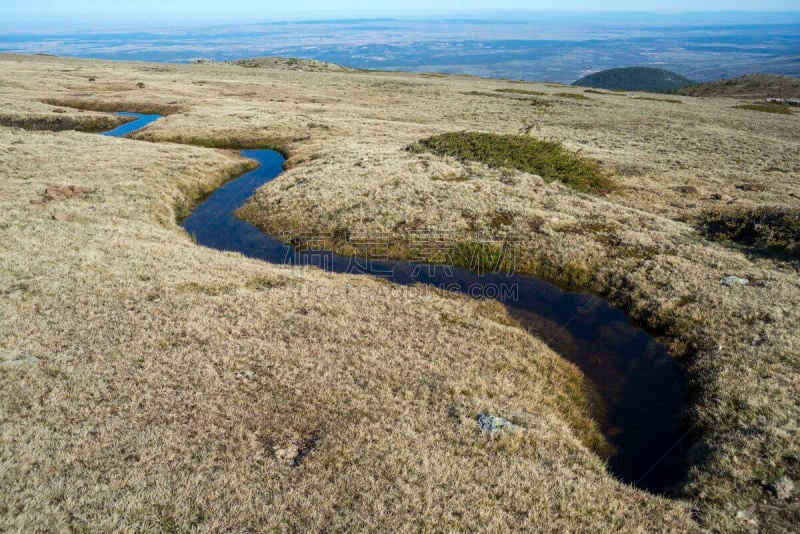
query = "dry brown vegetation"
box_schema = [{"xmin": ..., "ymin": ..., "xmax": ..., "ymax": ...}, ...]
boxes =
[{"xmin": 1, "ymin": 52, "xmax": 799, "ymax": 531}]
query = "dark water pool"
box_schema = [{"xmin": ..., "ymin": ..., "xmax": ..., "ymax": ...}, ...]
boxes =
[{"xmin": 108, "ymin": 115, "xmax": 688, "ymax": 494}]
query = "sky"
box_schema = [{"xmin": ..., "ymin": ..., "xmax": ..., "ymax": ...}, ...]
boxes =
[{"xmin": 4, "ymin": 1, "xmax": 800, "ymax": 30}]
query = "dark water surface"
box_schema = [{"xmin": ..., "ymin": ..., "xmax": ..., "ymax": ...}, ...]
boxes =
[{"xmin": 109, "ymin": 115, "xmax": 688, "ymax": 494}]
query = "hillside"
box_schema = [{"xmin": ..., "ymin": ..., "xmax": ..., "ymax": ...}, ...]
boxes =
[
  {"xmin": 1, "ymin": 53, "xmax": 800, "ymax": 532},
  {"xmin": 669, "ymin": 73, "xmax": 800, "ymax": 99},
  {"xmin": 573, "ymin": 67, "xmax": 695, "ymax": 92},
  {"xmin": 231, "ymin": 56, "xmax": 358, "ymax": 72}
]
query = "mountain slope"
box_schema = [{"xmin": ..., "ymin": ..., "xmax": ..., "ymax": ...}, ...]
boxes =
[
  {"xmin": 668, "ymin": 74, "xmax": 800, "ymax": 99},
  {"xmin": 573, "ymin": 67, "xmax": 695, "ymax": 92}
]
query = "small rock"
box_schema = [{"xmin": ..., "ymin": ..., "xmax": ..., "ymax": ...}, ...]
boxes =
[
  {"xmin": 88, "ymin": 77, "xmax": 96, "ymax": 82},
  {"xmin": 235, "ymin": 368, "xmax": 255, "ymax": 379},
  {"xmin": 721, "ymin": 276, "xmax": 749, "ymax": 287},
  {"xmin": 477, "ymin": 414, "xmax": 519, "ymax": 434},
  {"xmin": 709, "ymin": 193, "xmax": 723, "ymax": 201},
  {"xmin": 52, "ymin": 108, "xmax": 66, "ymax": 114},
  {"xmin": 737, "ymin": 183, "xmax": 767, "ymax": 192},
  {"xmin": 52, "ymin": 211, "xmax": 70, "ymax": 222},
  {"xmin": 763, "ymin": 477, "xmax": 795, "ymax": 500},
  {"xmin": 136, "ymin": 82, "xmax": 146, "ymax": 89},
  {"xmin": 676, "ymin": 185, "xmax": 698, "ymax": 194},
  {"xmin": 766, "ymin": 98, "xmax": 800, "ymax": 107}
]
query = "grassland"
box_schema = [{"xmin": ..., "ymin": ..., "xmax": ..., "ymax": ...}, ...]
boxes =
[{"xmin": 1, "ymin": 52, "xmax": 799, "ymax": 531}]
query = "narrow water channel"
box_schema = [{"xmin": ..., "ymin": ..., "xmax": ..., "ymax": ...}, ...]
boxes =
[{"xmin": 107, "ymin": 113, "xmax": 688, "ymax": 495}]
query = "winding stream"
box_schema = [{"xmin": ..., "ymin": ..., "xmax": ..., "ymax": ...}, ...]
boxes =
[{"xmin": 106, "ymin": 113, "xmax": 687, "ymax": 495}]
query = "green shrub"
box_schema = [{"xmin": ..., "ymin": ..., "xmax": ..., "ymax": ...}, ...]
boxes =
[{"xmin": 415, "ymin": 132, "xmax": 616, "ymax": 194}]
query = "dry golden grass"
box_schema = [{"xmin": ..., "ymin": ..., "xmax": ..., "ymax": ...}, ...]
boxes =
[
  {"xmin": 1, "ymin": 51, "xmax": 799, "ymax": 531},
  {"xmin": 0, "ymin": 54, "xmax": 702, "ymax": 532}
]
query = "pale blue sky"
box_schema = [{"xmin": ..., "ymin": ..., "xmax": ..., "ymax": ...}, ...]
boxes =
[{"xmin": 5, "ymin": 1, "xmax": 800, "ymax": 30}]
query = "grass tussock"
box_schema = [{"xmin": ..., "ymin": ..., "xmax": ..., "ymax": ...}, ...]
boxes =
[
  {"xmin": 735, "ymin": 103, "xmax": 793, "ymax": 115},
  {"xmin": 583, "ymin": 89, "xmax": 626, "ymax": 96},
  {"xmin": 0, "ymin": 113, "xmax": 133, "ymax": 133},
  {"xmin": 495, "ymin": 88, "xmax": 547, "ymax": 96},
  {"xmin": 42, "ymin": 98, "xmax": 183, "ymax": 116},
  {"xmin": 633, "ymin": 96, "xmax": 684, "ymax": 104},
  {"xmin": 555, "ymin": 92, "xmax": 592, "ymax": 100},
  {"xmin": 415, "ymin": 132, "xmax": 616, "ymax": 194},
  {"xmin": 698, "ymin": 205, "xmax": 800, "ymax": 259},
  {"xmin": 136, "ymin": 131, "xmax": 295, "ymax": 154}
]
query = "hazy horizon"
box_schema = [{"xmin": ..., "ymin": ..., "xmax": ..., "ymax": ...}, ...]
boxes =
[
  {"xmin": 3, "ymin": 8, "xmax": 800, "ymax": 33},
  {"xmin": 2, "ymin": 11, "xmax": 799, "ymax": 84}
]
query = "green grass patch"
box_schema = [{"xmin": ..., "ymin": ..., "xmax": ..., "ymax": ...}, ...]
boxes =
[
  {"xmin": 555, "ymin": 92, "xmax": 592, "ymax": 100},
  {"xmin": 698, "ymin": 205, "xmax": 800, "ymax": 260},
  {"xmin": 415, "ymin": 132, "xmax": 616, "ymax": 194},
  {"xmin": 735, "ymin": 103, "xmax": 793, "ymax": 115},
  {"xmin": 447, "ymin": 241, "xmax": 509, "ymax": 275},
  {"xmin": 633, "ymin": 96, "xmax": 684, "ymax": 104},
  {"xmin": 495, "ymin": 88, "xmax": 547, "ymax": 96}
]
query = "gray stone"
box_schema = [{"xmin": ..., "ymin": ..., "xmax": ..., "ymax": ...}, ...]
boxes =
[
  {"xmin": 477, "ymin": 414, "xmax": 519, "ymax": 433},
  {"xmin": 766, "ymin": 98, "xmax": 800, "ymax": 107},
  {"xmin": 721, "ymin": 276, "xmax": 749, "ymax": 287},
  {"xmin": 0, "ymin": 356, "xmax": 38, "ymax": 367}
]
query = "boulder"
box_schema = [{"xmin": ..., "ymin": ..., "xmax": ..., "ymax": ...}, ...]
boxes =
[{"xmin": 720, "ymin": 276, "xmax": 749, "ymax": 287}]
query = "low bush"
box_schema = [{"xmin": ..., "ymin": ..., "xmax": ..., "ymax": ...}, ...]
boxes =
[
  {"xmin": 698, "ymin": 205, "xmax": 800, "ymax": 259},
  {"xmin": 415, "ymin": 132, "xmax": 616, "ymax": 194}
]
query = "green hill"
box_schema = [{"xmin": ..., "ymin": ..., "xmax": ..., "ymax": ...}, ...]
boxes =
[{"xmin": 573, "ymin": 67, "xmax": 695, "ymax": 93}]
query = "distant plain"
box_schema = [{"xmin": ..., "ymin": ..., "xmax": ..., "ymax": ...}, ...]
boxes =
[{"xmin": 2, "ymin": 13, "xmax": 800, "ymax": 83}]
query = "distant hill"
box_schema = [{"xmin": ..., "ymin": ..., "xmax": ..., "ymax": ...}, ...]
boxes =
[
  {"xmin": 230, "ymin": 57, "xmax": 358, "ymax": 72},
  {"xmin": 667, "ymin": 74, "xmax": 800, "ymax": 99},
  {"xmin": 573, "ymin": 67, "xmax": 695, "ymax": 93}
]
